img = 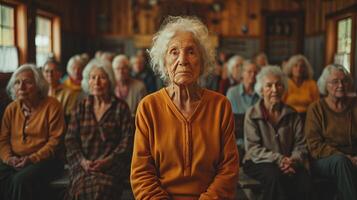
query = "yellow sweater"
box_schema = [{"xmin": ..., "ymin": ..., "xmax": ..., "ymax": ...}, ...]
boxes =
[
  {"xmin": 0, "ymin": 97, "xmax": 65, "ymax": 163},
  {"xmin": 283, "ymin": 79, "xmax": 319, "ymax": 113},
  {"xmin": 131, "ymin": 88, "xmax": 239, "ymax": 200}
]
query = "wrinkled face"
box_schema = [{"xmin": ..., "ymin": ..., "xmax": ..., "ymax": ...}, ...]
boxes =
[
  {"xmin": 326, "ymin": 69, "xmax": 351, "ymax": 99},
  {"xmin": 261, "ymin": 74, "xmax": 285, "ymax": 105},
  {"xmin": 231, "ymin": 61, "xmax": 242, "ymax": 82},
  {"xmin": 132, "ymin": 57, "xmax": 145, "ymax": 73},
  {"xmin": 256, "ymin": 55, "xmax": 267, "ymax": 67},
  {"xmin": 292, "ymin": 59, "xmax": 306, "ymax": 79},
  {"xmin": 43, "ymin": 62, "xmax": 62, "ymax": 85},
  {"xmin": 165, "ymin": 32, "xmax": 201, "ymax": 86},
  {"xmin": 113, "ymin": 60, "xmax": 130, "ymax": 81},
  {"xmin": 70, "ymin": 61, "xmax": 83, "ymax": 81},
  {"xmin": 14, "ymin": 70, "xmax": 38, "ymax": 102},
  {"xmin": 242, "ymin": 63, "xmax": 258, "ymax": 85},
  {"xmin": 88, "ymin": 67, "xmax": 110, "ymax": 96}
]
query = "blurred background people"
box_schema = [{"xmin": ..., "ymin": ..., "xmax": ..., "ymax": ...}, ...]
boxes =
[
  {"xmin": 305, "ymin": 64, "xmax": 357, "ymax": 200},
  {"xmin": 283, "ymin": 55, "xmax": 319, "ymax": 120},
  {"xmin": 42, "ymin": 58, "xmax": 78, "ymax": 122},
  {"xmin": 219, "ymin": 55, "xmax": 245, "ymax": 95},
  {"xmin": 65, "ymin": 59, "xmax": 133, "ymax": 200},
  {"xmin": 0, "ymin": 64, "xmax": 65, "ymax": 200},
  {"xmin": 243, "ymin": 66, "xmax": 313, "ymax": 200},
  {"xmin": 63, "ymin": 55, "xmax": 85, "ymax": 92},
  {"xmin": 112, "ymin": 55, "xmax": 147, "ymax": 116}
]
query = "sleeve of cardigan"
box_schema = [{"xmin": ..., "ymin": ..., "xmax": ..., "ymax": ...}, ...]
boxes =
[
  {"xmin": 29, "ymin": 100, "xmax": 65, "ymax": 163},
  {"xmin": 199, "ymin": 100, "xmax": 239, "ymax": 200},
  {"xmin": 290, "ymin": 114, "xmax": 308, "ymax": 163},
  {"xmin": 0, "ymin": 106, "xmax": 14, "ymax": 162},
  {"xmin": 130, "ymin": 101, "xmax": 170, "ymax": 200},
  {"xmin": 65, "ymin": 102, "xmax": 85, "ymax": 167},
  {"xmin": 244, "ymin": 109, "xmax": 284, "ymax": 165},
  {"xmin": 305, "ymin": 102, "xmax": 342, "ymax": 159}
]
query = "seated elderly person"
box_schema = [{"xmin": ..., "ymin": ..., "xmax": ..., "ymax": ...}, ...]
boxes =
[
  {"xmin": 130, "ymin": 55, "xmax": 157, "ymax": 93},
  {"xmin": 219, "ymin": 55, "xmax": 244, "ymax": 95},
  {"xmin": 0, "ymin": 64, "xmax": 65, "ymax": 200},
  {"xmin": 112, "ymin": 55, "xmax": 147, "ymax": 115},
  {"xmin": 42, "ymin": 58, "xmax": 79, "ymax": 121},
  {"xmin": 254, "ymin": 52, "xmax": 269, "ymax": 69},
  {"xmin": 130, "ymin": 16, "xmax": 239, "ymax": 199},
  {"xmin": 283, "ymin": 54, "xmax": 319, "ymax": 119},
  {"xmin": 65, "ymin": 59, "xmax": 133, "ymax": 200},
  {"xmin": 226, "ymin": 60, "xmax": 259, "ymax": 114},
  {"xmin": 243, "ymin": 66, "xmax": 313, "ymax": 200},
  {"xmin": 305, "ymin": 64, "xmax": 357, "ymax": 200},
  {"xmin": 63, "ymin": 55, "xmax": 85, "ymax": 92}
]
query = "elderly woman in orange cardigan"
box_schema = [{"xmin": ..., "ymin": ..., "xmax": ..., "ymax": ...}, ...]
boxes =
[
  {"xmin": 130, "ymin": 16, "xmax": 239, "ymax": 200},
  {"xmin": 0, "ymin": 64, "xmax": 65, "ymax": 200}
]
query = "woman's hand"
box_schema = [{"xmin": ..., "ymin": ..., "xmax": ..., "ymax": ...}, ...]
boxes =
[
  {"xmin": 7, "ymin": 156, "xmax": 31, "ymax": 170},
  {"xmin": 91, "ymin": 157, "xmax": 113, "ymax": 171},
  {"xmin": 347, "ymin": 155, "xmax": 357, "ymax": 167},
  {"xmin": 279, "ymin": 157, "xmax": 296, "ymax": 175},
  {"xmin": 6, "ymin": 156, "xmax": 22, "ymax": 167},
  {"xmin": 80, "ymin": 159, "xmax": 97, "ymax": 173}
]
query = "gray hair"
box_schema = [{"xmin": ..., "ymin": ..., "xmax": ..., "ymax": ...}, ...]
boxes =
[
  {"xmin": 7, "ymin": 64, "xmax": 49, "ymax": 100},
  {"xmin": 149, "ymin": 16, "xmax": 216, "ymax": 83},
  {"xmin": 227, "ymin": 55, "xmax": 245, "ymax": 78},
  {"xmin": 317, "ymin": 64, "xmax": 352, "ymax": 95},
  {"xmin": 284, "ymin": 54, "xmax": 313, "ymax": 79},
  {"xmin": 67, "ymin": 55, "xmax": 84, "ymax": 75},
  {"xmin": 254, "ymin": 65, "xmax": 288, "ymax": 97},
  {"xmin": 81, "ymin": 59, "xmax": 116, "ymax": 95},
  {"xmin": 112, "ymin": 54, "xmax": 129, "ymax": 69}
]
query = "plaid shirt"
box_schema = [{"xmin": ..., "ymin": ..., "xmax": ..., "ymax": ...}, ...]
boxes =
[{"xmin": 65, "ymin": 95, "xmax": 133, "ymax": 200}]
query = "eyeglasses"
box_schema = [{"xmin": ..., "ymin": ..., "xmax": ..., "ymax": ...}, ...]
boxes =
[{"xmin": 327, "ymin": 78, "xmax": 350, "ymax": 86}]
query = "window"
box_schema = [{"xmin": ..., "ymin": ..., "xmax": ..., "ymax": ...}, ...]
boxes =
[
  {"xmin": 36, "ymin": 15, "xmax": 53, "ymax": 66},
  {"xmin": 334, "ymin": 17, "xmax": 352, "ymax": 72},
  {"xmin": 0, "ymin": 3, "xmax": 18, "ymax": 72},
  {"xmin": 0, "ymin": 4, "xmax": 15, "ymax": 46}
]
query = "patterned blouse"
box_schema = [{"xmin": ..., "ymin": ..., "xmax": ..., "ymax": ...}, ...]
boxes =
[{"xmin": 65, "ymin": 95, "xmax": 133, "ymax": 200}]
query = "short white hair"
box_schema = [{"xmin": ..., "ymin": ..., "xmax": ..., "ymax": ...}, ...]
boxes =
[
  {"xmin": 227, "ymin": 55, "xmax": 245, "ymax": 78},
  {"xmin": 317, "ymin": 64, "xmax": 352, "ymax": 95},
  {"xmin": 254, "ymin": 65, "xmax": 288, "ymax": 97},
  {"xmin": 284, "ymin": 54, "xmax": 313, "ymax": 79},
  {"xmin": 112, "ymin": 54, "xmax": 129, "ymax": 69},
  {"xmin": 67, "ymin": 55, "xmax": 84, "ymax": 75},
  {"xmin": 7, "ymin": 64, "xmax": 49, "ymax": 100},
  {"xmin": 81, "ymin": 59, "xmax": 116, "ymax": 95},
  {"xmin": 149, "ymin": 16, "xmax": 216, "ymax": 83}
]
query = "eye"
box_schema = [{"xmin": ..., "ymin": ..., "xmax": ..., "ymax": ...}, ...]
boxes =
[{"xmin": 169, "ymin": 48, "xmax": 179, "ymax": 56}]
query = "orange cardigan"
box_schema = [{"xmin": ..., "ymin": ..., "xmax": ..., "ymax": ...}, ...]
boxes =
[
  {"xmin": 131, "ymin": 88, "xmax": 239, "ymax": 200},
  {"xmin": 283, "ymin": 79, "xmax": 319, "ymax": 113},
  {"xmin": 0, "ymin": 97, "xmax": 65, "ymax": 163}
]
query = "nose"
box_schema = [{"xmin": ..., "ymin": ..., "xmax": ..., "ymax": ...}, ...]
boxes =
[{"xmin": 178, "ymin": 51, "xmax": 188, "ymax": 66}]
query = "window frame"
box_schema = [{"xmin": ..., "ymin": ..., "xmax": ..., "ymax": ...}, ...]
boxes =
[
  {"xmin": 0, "ymin": 2, "xmax": 17, "ymax": 46},
  {"xmin": 325, "ymin": 7, "xmax": 356, "ymax": 80},
  {"xmin": 36, "ymin": 9, "xmax": 61, "ymax": 65}
]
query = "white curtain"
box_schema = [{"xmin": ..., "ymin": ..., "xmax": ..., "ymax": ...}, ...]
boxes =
[{"xmin": 0, "ymin": 46, "xmax": 18, "ymax": 72}]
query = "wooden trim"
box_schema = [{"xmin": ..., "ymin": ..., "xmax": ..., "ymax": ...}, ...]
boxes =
[
  {"xmin": 325, "ymin": 4, "xmax": 357, "ymax": 19},
  {"xmin": 15, "ymin": 3, "xmax": 27, "ymax": 65}
]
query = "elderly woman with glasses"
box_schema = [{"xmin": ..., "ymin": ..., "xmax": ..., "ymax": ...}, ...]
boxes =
[
  {"xmin": 64, "ymin": 59, "xmax": 133, "ymax": 200},
  {"xmin": 305, "ymin": 64, "xmax": 357, "ymax": 200},
  {"xmin": 243, "ymin": 66, "xmax": 313, "ymax": 200},
  {"xmin": 130, "ymin": 16, "xmax": 239, "ymax": 199},
  {"xmin": 0, "ymin": 64, "xmax": 65, "ymax": 200}
]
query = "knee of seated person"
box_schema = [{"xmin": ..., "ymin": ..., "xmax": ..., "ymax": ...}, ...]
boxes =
[
  {"xmin": 11, "ymin": 171, "xmax": 34, "ymax": 187},
  {"xmin": 264, "ymin": 164, "xmax": 283, "ymax": 181},
  {"xmin": 331, "ymin": 154, "xmax": 352, "ymax": 166}
]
